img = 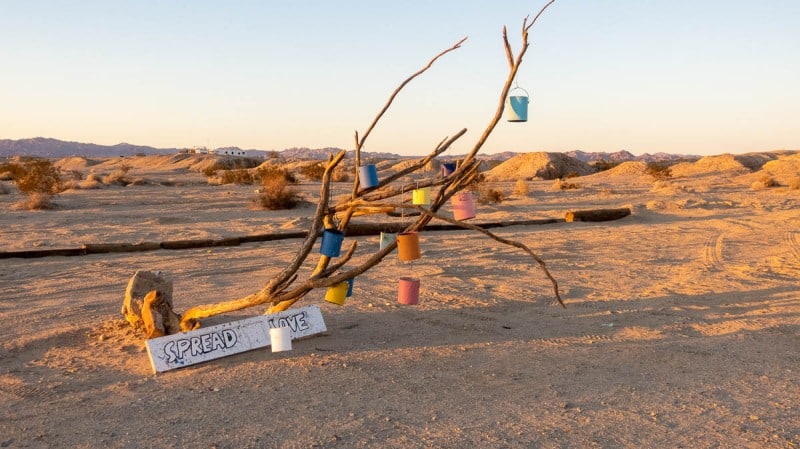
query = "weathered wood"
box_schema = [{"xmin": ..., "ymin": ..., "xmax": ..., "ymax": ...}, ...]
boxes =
[
  {"xmin": 145, "ymin": 305, "xmax": 326, "ymax": 373},
  {"xmin": 84, "ymin": 242, "xmax": 161, "ymax": 254},
  {"xmin": 565, "ymin": 208, "xmax": 631, "ymax": 222},
  {"xmin": 160, "ymin": 239, "xmax": 215, "ymax": 250},
  {"xmin": 0, "ymin": 247, "xmax": 86, "ymax": 259}
]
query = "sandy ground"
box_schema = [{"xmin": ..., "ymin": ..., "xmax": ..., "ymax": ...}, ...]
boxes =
[{"xmin": 1, "ymin": 154, "xmax": 799, "ymax": 448}]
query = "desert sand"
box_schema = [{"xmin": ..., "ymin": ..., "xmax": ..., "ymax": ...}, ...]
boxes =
[{"xmin": 1, "ymin": 152, "xmax": 799, "ymax": 448}]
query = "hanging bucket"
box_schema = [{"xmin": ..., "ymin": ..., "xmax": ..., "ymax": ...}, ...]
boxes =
[
  {"xmin": 441, "ymin": 162, "xmax": 457, "ymax": 177},
  {"xmin": 397, "ymin": 232, "xmax": 421, "ymax": 261},
  {"xmin": 505, "ymin": 87, "xmax": 529, "ymax": 122},
  {"xmin": 346, "ymin": 277, "xmax": 354, "ymax": 297},
  {"xmin": 358, "ymin": 164, "xmax": 379, "ymax": 188},
  {"xmin": 451, "ymin": 191, "xmax": 476, "ymax": 221},
  {"xmin": 269, "ymin": 326, "xmax": 292, "ymax": 352},
  {"xmin": 325, "ymin": 281, "xmax": 349, "ymax": 305},
  {"xmin": 398, "ymin": 277, "xmax": 420, "ymax": 305},
  {"xmin": 320, "ymin": 228, "xmax": 345, "ymax": 257},
  {"xmin": 379, "ymin": 232, "xmax": 396, "ymax": 251},
  {"xmin": 412, "ymin": 187, "xmax": 431, "ymax": 206}
]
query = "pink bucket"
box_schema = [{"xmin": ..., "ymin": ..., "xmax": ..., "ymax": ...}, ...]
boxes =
[
  {"xmin": 451, "ymin": 191, "xmax": 476, "ymax": 221},
  {"xmin": 398, "ymin": 277, "xmax": 420, "ymax": 305}
]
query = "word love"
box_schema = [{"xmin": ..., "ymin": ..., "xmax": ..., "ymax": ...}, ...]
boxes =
[{"xmin": 145, "ymin": 305, "xmax": 327, "ymax": 373}]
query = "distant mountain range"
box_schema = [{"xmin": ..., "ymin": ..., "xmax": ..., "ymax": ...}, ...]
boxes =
[{"xmin": 0, "ymin": 137, "xmax": 699, "ymax": 163}]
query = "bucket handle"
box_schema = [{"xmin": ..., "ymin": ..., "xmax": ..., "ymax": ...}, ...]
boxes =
[{"xmin": 508, "ymin": 86, "xmax": 529, "ymax": 98}]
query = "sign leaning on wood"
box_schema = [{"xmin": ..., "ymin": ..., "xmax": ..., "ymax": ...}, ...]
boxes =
[{"xmin": 146, "ymin": 305, "xmax": 327, "ymax": 373}]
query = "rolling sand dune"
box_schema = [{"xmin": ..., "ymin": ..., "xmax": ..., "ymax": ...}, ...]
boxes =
[{"xmin": 1, "ymin": 151, "xmax": 799, "ymax": 447}]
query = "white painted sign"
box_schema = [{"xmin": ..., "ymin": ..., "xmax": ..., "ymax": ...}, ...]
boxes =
[{"xmin": 145, "ymin": 305, "xmax": 326, "ymax": 373}]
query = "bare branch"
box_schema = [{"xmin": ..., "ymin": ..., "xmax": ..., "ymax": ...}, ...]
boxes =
[{"xmin": 357, "ymin": 37, "xmax": 467, "ymax": 152}]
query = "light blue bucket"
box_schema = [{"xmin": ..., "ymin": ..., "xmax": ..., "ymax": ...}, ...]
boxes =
[
  {"xmin": 320, "ymin": 228, "xmax": 345, "ymax": 257},
  {"xmin": 379, "ymin": 232, "xmax": 396, "ymax": 251},
  {"xmin": 358, "ymin": 164, "xmax": 379, "ymax": 188},
  {"xmin": 505, "ymin": 87, "xmax": 529, "ymax": 122}
]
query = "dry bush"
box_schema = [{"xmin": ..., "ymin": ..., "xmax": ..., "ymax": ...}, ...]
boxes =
[
  {"xmin": 127, "ymin": 177, "xmax": 147, "ymax": 186},
  {"xmin": 789, "ymin": 177, "xmax": 800, "ymax": 190},
  {"xmin": 86, "ymin": 173, "xmax": 104, "ymax": 183},
  {"xmin": 332, "ymin": 166, "xmax": 350, "ymax": 182},
  {"xmin": 13, "ymin": 192, "xmax": 56, "ymax": 210},
  {"xmin": 593, "ymin": 159, "xmax": 621, "ymax": 172},
  {"xmin": 299, "ymin": 162, "xmax": 326, "ymax": 181},
  {"xmin": 513, "ymin": 179, "xmax": 529, "ymax": 196},
  {"xmin": 646, "ymin": 162, "xmax": 672, "ymax": 181},
  {"xmin": 256, "ymin": 165, "xmax": 296, "ymax": 184},
  {"xmin": 751, "ymin": 175, "xmax": 779, "ymax": 190},
  {"xmin": 256, "ymin": 176, "xmax": 300, "ymax": 210},
  {"xmin": 552, "ymin": 178, "xmax": 579, "ymax": 190},
  {"xmin": 0, "ymin": 162, "xmax": 26, "ymax": 180},
  {"xmin": 478, "ymin": 186, "xmax": 505, "ymax": 204},
  {"xmin": 66, "ymin": 170, "xmax": 84, "ymax": 181},
  {"xmin": 11, "ymin": 158, "xmax": 63, "ymax": 195},
  {"xmin": 103, "ymin": 169, "xmax": 132, "ymax": 186},
  {"xmin": 219, "ymin": 169, "xmax": 255, "ymax": 185}
]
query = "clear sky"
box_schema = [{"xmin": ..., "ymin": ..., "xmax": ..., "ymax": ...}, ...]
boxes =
[{"xmin": 1, "ymin": 1, "xmax": 798, "ymax": 156}]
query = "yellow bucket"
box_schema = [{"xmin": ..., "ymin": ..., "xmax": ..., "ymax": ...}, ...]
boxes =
[
  {"xmin": 324, "ymin": 282, "xmax": 349, "ymax": 305},
  {"xmin": 412, "ymin": 187, "xmax": 431, "ymax": 206}
]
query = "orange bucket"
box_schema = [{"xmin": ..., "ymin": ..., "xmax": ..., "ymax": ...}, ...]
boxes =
[{"xmin": 396, "ymin": 232, "xmax": 420, "ymax": 261}]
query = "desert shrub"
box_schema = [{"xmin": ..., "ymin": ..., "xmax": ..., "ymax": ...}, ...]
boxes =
[
  {"xmin": 565, "ymin": 171, "xmax": 580, "ymax": 179},
  {"xmin": 789, "ymin": 177, "xmax": 800, "ymax": 190},
  {"xmin": 202, "ymin": 165, "xmax": 220, "ymax": 177},
  {"xmin": 477, "ymin": 186, "xmax": 505, "ymax": 204},
  {"xmin": 751, "ymin": 175, "xmax": 779, "ymax": 190},
  {"xmin": 299, "ymin": 162, "xmax": 326, "ymax": 181},
  {"xmin": 256, "ymin": 165, "xmax": 296, "ymax": 184},
  {"xmin": 14, "ymin": 158, "xmax": 63, "ymax": 195},
  {"xmin": 103, "ymin": 169, "xmax": 132, "ymax": 186},
  {"xmin": 593, "ymin": 159, "xmax": 620, "ymax": 172},
  {"xmin": 65, "ymin": 170, "xmax": 84, "ymax": 181},
  {"xmin": 0, "ymin": 162, "xmax": 26, "ymax": 180},
  {"xmin": 513, "ymin": 179, "xmax": 529, "ymax": 196},
  {"xmin": 218, "ymin": 169, "xmax": 255, "ymax": 185},
  {"xmin": 646, "ymin": 162, "xmax": 672, "ymax": 181},
  {"xmin": 332, "ymin": 167, "xmax": 350, "ymax": 182},
  {"xmin": 256, "ymin": 176, "xmax": 300, "ymax": 210},
  {"xmin": 13, "ymin": 192, "xmax": 56, "ymax": 210},
  {"xmin": 553, "ymin": 178, "xmax": 579, "ymax": 190}
]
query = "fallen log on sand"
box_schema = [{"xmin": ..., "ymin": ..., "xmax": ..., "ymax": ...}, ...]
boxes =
[{"xmin": 565, "ymin": 207, "xmax": 631, "ymax": 222}]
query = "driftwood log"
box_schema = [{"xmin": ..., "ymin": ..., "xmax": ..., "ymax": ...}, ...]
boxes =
[
  {"xmin": 565, "ymin": 208, "xmax": 631, "ymax": 222},
  {"xmin": 117, "ymin": 1, "xmax": 564, "ymax": 333}
]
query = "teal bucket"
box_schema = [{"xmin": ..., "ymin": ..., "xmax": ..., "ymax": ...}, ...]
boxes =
[
  {"xmin": 359, "ymin": 164, "xmax": 379, "ymax": 188},
  {"xmin": 320, "ymin": 228, "xmax": 345, "ymax": 257},
  {"xmin": 379, "ymin": 232, "xmax": 396, "ymax": 251},
  {"xmin": 505, "ymin": 87, "xmax": 529, "ymax": 122}
]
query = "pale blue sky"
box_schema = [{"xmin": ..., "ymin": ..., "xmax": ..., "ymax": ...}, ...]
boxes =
[{"xmin": 1, "ymin": 1, "xmax": 798, "ymax": 156}]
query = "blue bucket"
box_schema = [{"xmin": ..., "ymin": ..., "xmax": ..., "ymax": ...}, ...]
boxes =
[
  {"xmin": 441, "ymin": 162, "xmax": 457, "ymax": 177},
  {"xmin": 379, "ymin": 232, "xmax": 396, "ymax": 251},
  {"xmin": 506, "ymin": 87, "xmax": 529, "ymax": 122},
  {"xmin": 358, "ymin": 164, "xmax": 379, "ymax": 188},
  {"xmin": 320, "ymin": 228, "xmax": 345, "ymax": 257},
  {"xmin": 346, "ymin": 277, "xmax": 354, "ymax": 297}
]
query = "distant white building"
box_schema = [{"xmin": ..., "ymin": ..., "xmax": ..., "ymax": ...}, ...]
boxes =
[
  {"xmin": 189, "ymin": 146, "xmax": 209, "ymax": 154},
  {"xmin": 210, "ymin": 148, "xmax": 246, "ymax": 156}
]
